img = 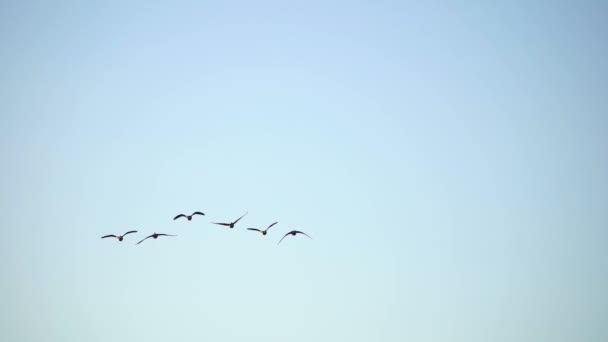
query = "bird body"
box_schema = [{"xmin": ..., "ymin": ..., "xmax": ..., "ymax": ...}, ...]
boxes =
[
  {"xmin": 174, "ymin": 211, "xmax": 205, "ymax": 221},
  {"xmin": 101, "ymin": 230, "xmax": 137, "ymax": 242},
  {"xmin": 277, "ymin": 230, "xmax": 312, "ymax": 245}
]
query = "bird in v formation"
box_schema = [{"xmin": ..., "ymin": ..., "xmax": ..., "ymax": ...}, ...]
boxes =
[
  {"xmin": 137, "ymin": 232, "xmax": 177, "ymax": 245},
  {"xmin": 211, "ymin": 211, "xmax": 248, "ymax": 229},
  {"xmin": 277, "ymin": 230, "xmax": 312, "ymax": 245},
  {"xmin": 101, "ymin": 230, "xmax": 138, "ymax": 241},
  {"xmin": 174, "ymin": 211, "xmax": 205, "ymax": 221},
  {"xmin": 247, "ymin": 221, "xmax": 278, "ymax": 235}
]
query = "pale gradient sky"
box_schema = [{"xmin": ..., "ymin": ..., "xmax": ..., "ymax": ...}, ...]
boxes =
[{"xmin": 1, "ymin": 1, "xmax": 607, "ymax": 341}]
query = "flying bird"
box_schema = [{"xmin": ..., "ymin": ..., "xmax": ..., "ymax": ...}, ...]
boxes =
[
  {"xmin": 101, "ymin": 230, "xmax": 138, "ymax": 242},
  {"xmin": 174, "ymin": 211, "xmax": 205, "ymax": 221},
  {"xmin": 247, "ymin": 222, "xmax": 278, "ymax": 236},
  {"xmin": 212, "ymin": 211, "xmax": 248, "ymax": 229},
  {"xmin": 277, "ymin": 230, "xmax": 312, "ymax": 245},
  {"xmin": 136, "ymin": 233, "xmax": 177, "ymax": 245}
]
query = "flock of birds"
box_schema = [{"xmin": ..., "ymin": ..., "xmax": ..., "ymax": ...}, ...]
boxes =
[{"xmin": 101, "ymin": 211, "xmax": 312, "ymax": 246}]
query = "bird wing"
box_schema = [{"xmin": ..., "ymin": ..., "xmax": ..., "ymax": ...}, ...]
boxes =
[
  {"xmin": 266, "ymin": 221, "xmax": 278, "ymax": 231},
  {"xmin": 156, "ymin": 233, "xmax": 177, "ymax": 237},
  {"xmin": 247, "ymin": 228, "xmax": 261, "ymax": 232},
  {"xmin": 233, "ymin": 211, "xmax": 248, "ymax": 224},
  {"xmin": 277, "ymin": 232, "xmax": 291, "ymax": 245},
  {"xmin": 136, "ymin": 235, "xmax": 153, "ymax": 245},
  {"xmin": 212, "ymin": 222, "xmax": 231, "ymax": 226},
  {"xmin": 294, "ymin": 231, "xmax": 312, "ymax": 239},
  {"xmin": 192, "ymin": 211, "xmax": 205, "ymax": 216},
  {"xmin": 101, "ymin": 234, "xmax": 117, "ymax": 239},
  {"xmin": 123, "ymin": 230, "xmax": 138, "ymax": 236},
  {"xmin": 174, "ymin": 214, "xmax": 186, "ymax": 220}
]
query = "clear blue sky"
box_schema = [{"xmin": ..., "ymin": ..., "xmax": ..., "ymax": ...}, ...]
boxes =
[{"xmin": 1, "ymin": 1, "xmax": 607, "ymax": 341}]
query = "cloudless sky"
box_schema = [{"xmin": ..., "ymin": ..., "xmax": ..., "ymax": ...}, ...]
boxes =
[{"xmin": 1, "ymin": 1, "xmax": 607, "ymax": 341}]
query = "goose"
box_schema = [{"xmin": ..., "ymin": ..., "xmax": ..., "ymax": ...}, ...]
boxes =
[
  {"xmin": 174, "ymin": 211, "xmax": 205, "ymax": 221},
  {"xmin": 277, "ymin": 230, "xmax": 312, "ymax": 245},
  {"xmin": 211, "ymin": 211, "xmax": 248, "ymax": 229},
  {"xmin": 101, "ymin": 230, "xmax": 137, "ymax": 242},
  {"xmin": 246, "ymin": 222, "xmax": 278, "ymax": 236},
  {"xmin": 136, "ymin": 233, "xmax": 177, "ymax": 245}
]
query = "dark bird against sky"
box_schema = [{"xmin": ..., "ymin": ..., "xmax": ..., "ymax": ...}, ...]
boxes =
[
  {"xmin": 212, "ymin": 211, "xmax": 248, "ymax": 229},
  {"xmin": 247, "ymin": 221, "xmax": 278, "ymax": 236},
  {"xmin": 136, "ymin": 233, "xmax": 177, "ymax": 245},
  {"xmin": 277, "ymin": 230, "xmax": 312, "ymax": 245},
  {"xmin": 101, "ymin": 230, "xmax": 138, "ymax": 241},
  {"xmin": 174, "ymin": 211, "xmax": 205, "ymax": 221}
]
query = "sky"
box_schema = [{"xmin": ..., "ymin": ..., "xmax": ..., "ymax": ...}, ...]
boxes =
[{"xmin": 1, "ymin": 1, "xmax": 607, "ymax": 341}]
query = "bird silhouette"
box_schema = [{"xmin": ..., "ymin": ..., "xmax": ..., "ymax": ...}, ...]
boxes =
[
  {"xmin": 277, "ymin": 230, "xmax": 312, "ymax": 245},
  {"xmin": 212, "ymin": 211, "xmax": 248, "ymax": 229},
  {"xmin": 136, "ymin": 233, "xmax": 177, "ymax": 245},
  {"xmin": 174, "ymin": 211, "xmax": 205, "ymax": 221},
  {"xmin": 101, "ymin": 230, "xmax": 137, "ymax": 242},
  {"xmin": 247, "ymin": 222, "xmax": 278, "ymax": 236}
]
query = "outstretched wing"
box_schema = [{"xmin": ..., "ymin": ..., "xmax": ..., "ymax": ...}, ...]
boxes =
[
  {"xmin": 247, "ymin": 228, "xmax": 261, "ymax": 232},
  {"xmin": 192, "ymin": 211, "xmax": 205, "ymax": 216},
  {"xmin": 294, "ymin": 231, "xmax": 312, "ymax": 239},
  {"xmin": 277, "ymin": 232, "xmax": 290, "ymax": 245},
  {"xmin": 136, "ymin": 235, "xmax": 153, "ymax": 245},
  {"xmin": 212, "ymin": 222, "xmax": 231, "ymax": 226},
  {"xmin": 266, "ymin": 222, "xmax": 278, "ymax": 231},
  {"xmin": 174, "ymin": 214, "xmax": 186, "ymax": 220},
  {"xmin": 233, "ymin": 211, "xmax": 248, "ymax": 225},
  {"xmin": 123, "ymin": 230, "xmax": 138, "ymax": 236},
  {"xmin": 101, "ymin": 234, "xmax": 117, "ymax": 239},
  {"xmin": 156, "ymin": 233, "xmax": 177, "ymax": 237}
]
